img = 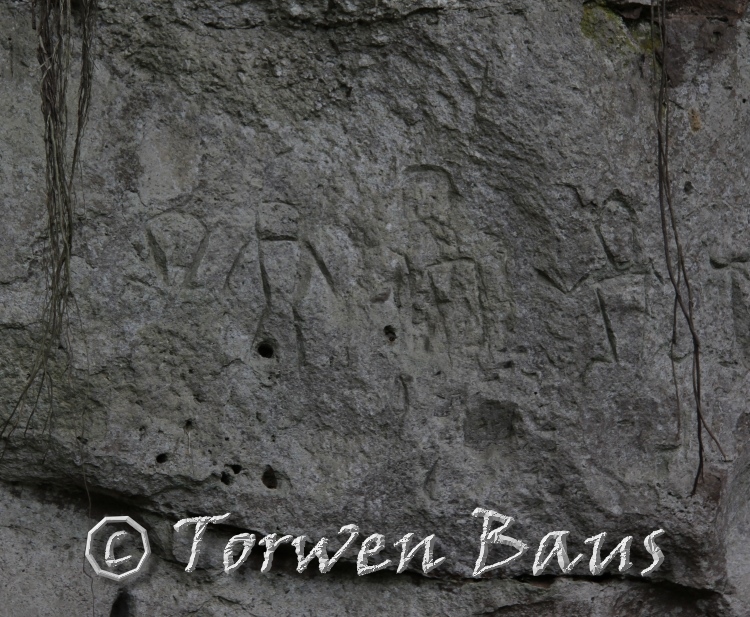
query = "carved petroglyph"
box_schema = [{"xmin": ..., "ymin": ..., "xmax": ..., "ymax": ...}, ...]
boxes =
[
  {"xmin": 533, "ymin": 186, "xmax": 606, "ymax": 293},
  {"xmin": 597, "ymin": 193, "xmax": 640, "ymax": 271},
  {"xmin": 146, "ymin": 212, "xmax": 208, "ymax": 287},
  {"xmin": 731, "ymin": 270, "xmax": 750, "ymax": 368},
  {"xmin": 595, "ymin": 276, "xmax": 646, "ymax": 366},
  {"xmin": 428, "ymin": 260, "xmax": 484, "ymax": 349},
  {"xmin": 257, "ymin": 202, "xmax": 299, "ymax": 241},
  {"xmin": 396, "ymin": 166, "xmax": 512, "ymax": 363},
  {"xmin": 722, "ymin": 445, "xmax": 750, "ymax": 610}
]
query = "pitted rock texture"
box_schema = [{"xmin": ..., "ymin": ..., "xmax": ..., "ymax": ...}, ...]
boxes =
[{"xmin": 2, "ymin": 0, "xmax": 750, "ymax": 614}]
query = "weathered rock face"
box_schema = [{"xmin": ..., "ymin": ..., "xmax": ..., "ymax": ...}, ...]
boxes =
[{"xmin": 2, "ymin": 0, "xmax": 750, "ymax": 614}]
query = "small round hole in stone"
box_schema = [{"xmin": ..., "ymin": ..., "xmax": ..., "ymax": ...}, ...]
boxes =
[{"xmin": 262, "ymin": 465, "xmax": 278, "ymax": 489}]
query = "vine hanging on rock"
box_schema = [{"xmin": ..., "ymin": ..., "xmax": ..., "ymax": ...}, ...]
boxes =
[
  {"xmin": 649, "ymin": 0, "xmax": 725, "ymax": 496},
  {"xmin": 1, "ymin": 0, "xmax": 97, "ymax": 444}
]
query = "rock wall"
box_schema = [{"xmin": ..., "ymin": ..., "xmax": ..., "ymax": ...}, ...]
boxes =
[{"xmin": 2, "ymin": 0, "xmax": 750, "ymax": 614}]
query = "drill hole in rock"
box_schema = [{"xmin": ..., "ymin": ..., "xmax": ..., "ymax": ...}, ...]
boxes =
[
  {"xmin": 262, "ymin": 465, "xmax": 278, "ymax": 489},
  {"xmin": 257, "ymin": 342, "xmax": 274, "ymax": 358},
  {"xmin": 156, "ymin": 453, "xmax": 168, "ymax": 464},
  {"xmin": 221, "ymin": 471, "xmax": 234, "ymax": 486},
  {"xmin": 229, "ymin": 464, "xmax": 242, "ymax": 474},
  {"xmin": 384, "ymin": 325, "xmax": 397, "ymax": 342}
]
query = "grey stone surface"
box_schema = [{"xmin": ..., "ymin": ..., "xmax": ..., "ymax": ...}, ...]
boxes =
[{"xmin": 1, "ymin": 0, "xmax": 750, "ymax": 614}]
